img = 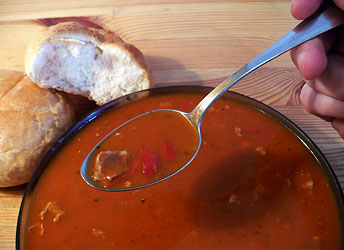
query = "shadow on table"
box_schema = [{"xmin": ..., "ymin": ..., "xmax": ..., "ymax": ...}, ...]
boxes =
[
  {"xmin": 0, "ymin": 183, "xmax": 27, "ymax": 196},
  {"xmin": 146, "ymin": 55, "xmax": 205, "ymax": 87}
]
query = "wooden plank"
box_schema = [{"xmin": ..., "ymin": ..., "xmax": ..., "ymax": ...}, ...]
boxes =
[
  {"xmin": 0, "ymin": 2, "xmax": 298, "ymax": 71},
  {"xmin": 0, "ymin": 197, "xmax": 22, "ymax": 250},
  {"xmin": 97, "ymin": 2, "xmax": 298, "ymax": 42},
  {"xmin": 0, "ymin": 0, "xmax": 293, "ymax": 22}
]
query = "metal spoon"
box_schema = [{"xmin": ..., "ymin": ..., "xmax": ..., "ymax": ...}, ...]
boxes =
[{"xmin": 81, "ymin": 4, "xmax": 344, "ymax": 191}]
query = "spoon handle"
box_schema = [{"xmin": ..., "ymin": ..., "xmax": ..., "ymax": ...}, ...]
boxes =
[{"xmin": 189, "ymin": 4, "xmax": 344, "ymax": 127}]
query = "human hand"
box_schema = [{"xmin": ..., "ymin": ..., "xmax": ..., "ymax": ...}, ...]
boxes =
[{"xmin": 290, "ymin": 0, "xmax": 344, "ymax": 138}]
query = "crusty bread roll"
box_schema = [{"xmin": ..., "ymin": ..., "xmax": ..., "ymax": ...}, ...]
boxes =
[
  {"xmin": 0, "ymin": 70, "xmax": 75, "ymax": 187},
  {"xmin": 25, "ymin": 22, "xmax": 152, "ymax": 105}
]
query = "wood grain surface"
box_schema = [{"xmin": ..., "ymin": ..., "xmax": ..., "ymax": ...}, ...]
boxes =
[{"xmin": 0, "ymin": 0, "xmax": 343, "ymax": 249}]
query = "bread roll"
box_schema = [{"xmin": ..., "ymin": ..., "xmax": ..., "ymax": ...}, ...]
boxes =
[
  {"xmin": 25, "ymin": 22, "xmax": 153, "ymax": 105},
  {"xmin": 0, "ymin": 70, "xmax": 75, "ymax": 187}
]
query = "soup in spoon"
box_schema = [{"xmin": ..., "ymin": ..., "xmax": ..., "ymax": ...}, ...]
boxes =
[{"xmin": 84, "ymin": 110, "xmax": 200, "ymax": 190}]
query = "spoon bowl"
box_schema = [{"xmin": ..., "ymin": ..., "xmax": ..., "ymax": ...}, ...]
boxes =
[
  {"xmin": 81, "ymin": 3, "xmax": 344, "ymax": 191},
  {"xmin": 81, "ymin": 109, "xmax": 202, "ymax": 191}
]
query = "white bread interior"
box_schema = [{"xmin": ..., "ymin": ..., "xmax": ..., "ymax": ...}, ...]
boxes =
[
  {"xmin": 0, "ymin": 70, "xmax": 75, "ymax": 187},
  {"xmin": 25, "ymin": 22, "xmax": 152, "ymax": 105}
]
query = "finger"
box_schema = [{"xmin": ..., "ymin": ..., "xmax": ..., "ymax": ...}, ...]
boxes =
[
  {"xmin": 300, "ymin": 84, "xmax": 344, "ymax": 119},
  {"xmin": 290, "ymin": 33, "xmax": 335, "ymax": 80},
  {"xmin": 291, "ymin": 0, "xmax": 323, "ymax": 20},
  {"xmin": 306, "ymin": 54, "xmax": 344, "ymax": 100},
  {"xmin": 333, "ymin": 0, "xmax": 344, "ymax": 11},
  {"xmin": 332, "ymin": 118, "xmax": 344, "ymax": 139}
]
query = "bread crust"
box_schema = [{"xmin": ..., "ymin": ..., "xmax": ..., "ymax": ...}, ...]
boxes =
[
  {"xmin": 25, "ymin": 22, "xmax": 153, "ymax": 104},
  {"xmin": 0, "ymin": 70, "xmax": 25, "ymax": 99},
  {"xmin": 0, "ymin": 71, "xmax": 75, "ymax": 187}
]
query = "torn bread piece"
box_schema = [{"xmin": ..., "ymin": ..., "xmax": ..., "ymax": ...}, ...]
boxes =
[{"xmin": 25, "ymin": 22, "xmax": 153, "ymax": 105}]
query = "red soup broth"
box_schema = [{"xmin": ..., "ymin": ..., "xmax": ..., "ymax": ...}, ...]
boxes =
[{"xmin": 24, "ymin": 91, "xmax": 343, "ymax": 249}]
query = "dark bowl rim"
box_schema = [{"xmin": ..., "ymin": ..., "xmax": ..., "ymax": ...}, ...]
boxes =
[{"xmin": 16, "ymin": 85, "xmax": 344, "ymax": 249}]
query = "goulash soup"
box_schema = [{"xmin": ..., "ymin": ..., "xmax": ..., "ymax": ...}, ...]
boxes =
[{"xmin": 21, "ymin": 89, "xmax": 343, "ymax": 249}]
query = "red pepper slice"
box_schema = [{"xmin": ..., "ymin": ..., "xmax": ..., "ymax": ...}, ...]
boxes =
[{"xmin": 141, "ymin": 146, "xmax": 158, "ymax": 176}]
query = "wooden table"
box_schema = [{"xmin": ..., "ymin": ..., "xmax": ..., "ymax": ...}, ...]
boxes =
[{"xmin": 0, "ymin": 0, "xmax": 343, "ymax": 248}]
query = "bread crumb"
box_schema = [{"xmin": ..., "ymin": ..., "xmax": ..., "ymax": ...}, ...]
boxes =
[
  {"xmin": 92, "ymin": 228, "xmax": 106, "ymax": 238},
  {"xmin": 113, "ymin": 6, "xmax": 120, "ymax": 16},
  {"xmin": 234, "ymin": 127, "xmax": 242, "ymax": 136},
  {"xmin": 313, "ymin": 235, "xmax": 320, "ymax": 240},
  {"xmin": 294, "ymin": 171, "xmax": 314, "ymax": 191},
  {"xmin": 255, "ymin": 146, "xmax": 266, "ymax": 156},
  {"xmin": 228, "ymin": 194, "xmax": 240, "ymax": 205},
  {"xmin": 124, "ymin": 181, "xmax": 132, "ymax": 188}
]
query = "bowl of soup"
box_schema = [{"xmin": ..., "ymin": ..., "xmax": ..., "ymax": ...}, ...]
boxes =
[{"xmin": 17, "ymin": 86, "xmax": 344, "ymax": 249}]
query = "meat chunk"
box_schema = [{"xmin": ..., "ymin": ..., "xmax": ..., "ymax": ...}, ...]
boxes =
[
  {"xmin": 28, "ymin": 201, "xmax": 64, "ymax": 237},
  {"xmin": 40, "ymin": 201, "xmax": 65, "ymax": 222},
  {"xmin": 27, "ymin": 223, "xmax": 44, "ymax": 236},
  {"xmin": 93, "ymin": 150, "xmax": 129, "ymax": 182}
]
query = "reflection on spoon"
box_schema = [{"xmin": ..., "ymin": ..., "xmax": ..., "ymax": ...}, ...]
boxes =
[{"xmin": 81, "ymin": 4, "xmax": 344, "ymax": 191}]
